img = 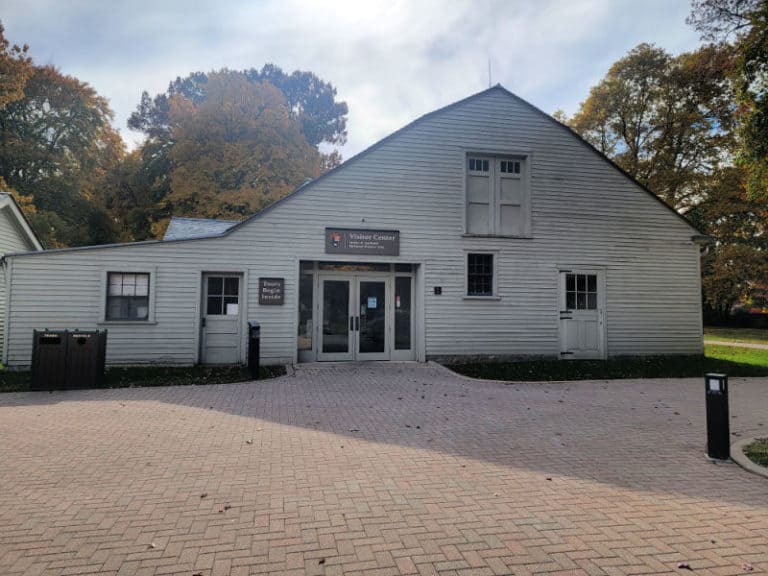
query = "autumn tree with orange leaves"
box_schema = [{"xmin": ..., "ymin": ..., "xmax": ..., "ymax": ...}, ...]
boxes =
[{"xmin": 165, "ymin": 71, "xmax": 322, "ymax": 222}]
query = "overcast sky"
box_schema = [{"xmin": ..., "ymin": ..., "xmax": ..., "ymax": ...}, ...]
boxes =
[{"xmin": 2, "ymin": 0, "xmax": 702, "ymax": 158}]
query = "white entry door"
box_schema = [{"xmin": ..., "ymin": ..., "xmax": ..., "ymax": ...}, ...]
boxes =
[
  {"xmin": 201, "ymin": 274, "xmax": 242, "ymax": 364},
  {"xmin": 317, "ymin": 275, "xmax": 391, "ymax": 361},
  {"xmin": 355, "ymin": 277, "xmax": 389, "ymax": 361},
  {"xmin": 318, "ymin": 277, "xmax": 355, "ymax": 361},
  {"xmin": 558, "ymin": 270, "xmax": 606, "ymax": 360}
]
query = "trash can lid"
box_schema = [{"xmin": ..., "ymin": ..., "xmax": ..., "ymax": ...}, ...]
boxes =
[{"xmin": 248, "ymin": 320, "xmax": 260, "ymax": 328}]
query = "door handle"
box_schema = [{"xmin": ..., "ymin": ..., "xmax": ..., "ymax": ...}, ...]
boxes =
[
  {"xmin": 201, "ymin": 317, "xmax": 206, "ymax": 327},
  {"xmin": 350, "ymin": 316, "xmax": 354, "ymax": 331},
  {"xmin": 355, "ymin": 316, "xmax": 360, "ymax": 331}
]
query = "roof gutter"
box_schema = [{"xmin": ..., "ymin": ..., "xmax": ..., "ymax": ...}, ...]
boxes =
[{"xmin": 691, "ymin": 234, "xmax": 713, "ymax": 255}]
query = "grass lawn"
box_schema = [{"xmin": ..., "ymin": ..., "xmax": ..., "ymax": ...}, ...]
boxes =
[
  {"xmin": 743, "ymin": 438, "xmax": 768, "ymax": 468},
  {"xmin": 704, "ymin": 327, "xmax": 768, "ymax": 345},
  {"xmin": 0, "ymin": 364, "xmax": 286, "ymax": 394},
  {"xmin": 448, "ymin": 343, "xmax": 768, "ymax": 381}
]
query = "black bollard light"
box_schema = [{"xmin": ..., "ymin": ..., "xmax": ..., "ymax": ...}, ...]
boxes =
[
  {"xmin": 705, "ymin": 373, "xmax": 730, "ymax": 460},
  {"xmin": 248, "ymin": 321, "xmax": 260, "ymax": 380}
]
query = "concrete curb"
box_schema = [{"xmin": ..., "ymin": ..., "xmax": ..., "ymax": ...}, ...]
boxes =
[
  {"xmin": 731, "ymin": 437, "xmax": 768, "ymax": 479},
  {"xmin": 428, "ymin": 361, "xmax": 515, "ymax": 385}
]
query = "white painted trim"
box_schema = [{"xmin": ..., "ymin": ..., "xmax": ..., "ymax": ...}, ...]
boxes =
[
  {"xmin": 416, "ymin": 261, "xmax": 426, "ymax": 362},
  {"xmin": 192, "ymin": 273, "xmax": 203, "ymax": 364},
  {"xmin": 463, "ymin": 249, "xmax": 500, "ymax": 299},
  {"xmin": 240, "ymin": 270, "xmax": 249, "ymax": 365},
  {"xmin": 292, "ymin": 257, "xmax": 300, "ymax": 365},
  {"xmin": 2, "ymin": 257, "xmax": 13, "ymax": 365},
  {"xmin": 461, "ymin": 149, "xmax": 533, "ymax": 239},
  {"xmin": 390, "ymin": 273, "xmax": 417, "ymax": 361},
  {"xmin": 556, "ymin": 266, "xmax": 607, "ymax": 360},
  {"xmin": 695, "ymin": 245, "xmax": 705, "ymax": 355},
  {"xmin": 0, "ymin": 196, "xmax": 43, "ymax": 251},
  {"xmin": 199, "ymin": 269, "xmax": 248, "ymax": 365}
]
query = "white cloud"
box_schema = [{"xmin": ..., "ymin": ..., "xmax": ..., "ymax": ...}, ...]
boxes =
[{"xmin": 1, "ymin": 0, "xmax": 702, "ymax": 157}]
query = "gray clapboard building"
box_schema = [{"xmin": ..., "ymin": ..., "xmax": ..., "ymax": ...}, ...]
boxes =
[{"xmin": 1, "ymin": 86, "xmax": 706, "ymax": 368}]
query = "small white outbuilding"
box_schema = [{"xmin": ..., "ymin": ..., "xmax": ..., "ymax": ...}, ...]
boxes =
[
  {"xmin": 2, "ymin": 86, "xmax": 706, "ymax": 368},
  {"xmin": 0, "ymin": 192, "xmax": 43, "ymax": 355}
]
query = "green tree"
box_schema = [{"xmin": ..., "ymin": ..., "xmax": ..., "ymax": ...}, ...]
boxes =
[
  {"xmin": 128, "ymin": 64, "xmax": 347, "ymax": 156},
  {"xmin": 689, "ymin": 0, "xmax": 768, "ymax": 199},
  {"xmin": 245, "ymin": 64, "xmax": 348, "ymax": 148},
  {"xmin": 566, "ymin": 43, "xmax": 735, "ymax": 211},
  {"xmin": 687, "ymin": 166, "xmax": 768, "ymax": 317},
  {"xmin": 164, "ymin": 71, "xmax": 322, "ymax": 221},
  {"xmin": 102, "ymin": 150, "xmax": 158, "ymax": 241},
  {"xmin": 563, "ymin": 42, "xmax": 767, "ymax": 324},
  {"xmin": 0, "ymin": 63, "xmax": 122, "ymax": 246},
  {"xmin": 123, "ymin": 65, "xmax": 347, "ymax": 240}
]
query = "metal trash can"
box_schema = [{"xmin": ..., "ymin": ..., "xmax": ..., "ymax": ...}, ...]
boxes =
[
  {"xmin": 247, "ymin": 321, "xmax": 260, "ymax": 380},
  {"xmin": 65, "ymin": 331, "xmax": 107, "ymax": 389},
  {"xmin": 30, "ymin": 329, "xmax": 107, "ymax": 391},
  {"xmin": 31, "ymin": 330, "xmax": 68, "ymax": 391}
]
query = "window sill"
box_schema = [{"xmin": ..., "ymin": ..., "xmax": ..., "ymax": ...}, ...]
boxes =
[
  {"xmin": 462, "ymin": 234, "xmax": 533, "ymax": 240},
  {"xmin": 463, "ymin": 295, "xmax": 502, "ymax": 301},
  {"xmin": 97, "ymin": 320, "xmax": 157, "ymax": 326}
]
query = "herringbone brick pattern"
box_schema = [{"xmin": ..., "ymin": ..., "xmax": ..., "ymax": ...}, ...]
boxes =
[{"xmin": 0, "ymin": 363, "xmax": 766, "ymax": 576}]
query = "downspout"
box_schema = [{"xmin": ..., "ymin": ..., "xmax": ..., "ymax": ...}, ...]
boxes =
[{"xmin": 691, "ymin": 235, "xmax": 713, "ymax": 355}]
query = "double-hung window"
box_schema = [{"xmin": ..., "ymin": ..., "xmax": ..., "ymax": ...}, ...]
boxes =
[
  {"xmin": 467, "ymin": 253, "xmax": 495, "ymax": 297},
  {"xmin": 106, "ymin": 272, "xmax": 150, "ymax": 321},
  {"xmin": 466, "ymin": 155, "xmax": 530, "ymax": 237}
]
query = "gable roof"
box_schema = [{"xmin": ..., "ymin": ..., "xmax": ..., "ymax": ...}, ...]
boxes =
[
  {"xmin": 216, "ymin": 84, "xmax": 700, "ymax": 237},
  {"xmin": 0, "ymin": 192, "xmax": 43, "ymax": 251},
  {"xmin": 163, "ymin": 216, "xmax": 240, "ymax": 241},
  {"xmin": 3, "ymin": 84, "xmax": 702, "ymax": 259}
]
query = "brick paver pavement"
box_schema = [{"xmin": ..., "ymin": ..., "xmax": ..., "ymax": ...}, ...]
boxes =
[{"xmin": 0, "ymin": 362, "xmax": 766, "ymax": 576}]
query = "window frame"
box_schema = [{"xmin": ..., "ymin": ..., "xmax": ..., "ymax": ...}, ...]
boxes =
[
  {"xmin": 204, "ymin": 275, "xmax": 241, "ymax": 317},
  {"xmin": 98, "ymin": 267, "xmax": 157, "ymax": 324},
  {"xmin": 464, "ymin": 251, "xmax": 500, "ymax": 300},
  {"xmin": 463, "ymin": 150, "xmax": 532, "ymax": 238}
]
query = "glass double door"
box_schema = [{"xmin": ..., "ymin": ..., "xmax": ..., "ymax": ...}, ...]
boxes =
[{"xmin": 318, "ymin": 275, "xmax": 390, "ymax": 361}]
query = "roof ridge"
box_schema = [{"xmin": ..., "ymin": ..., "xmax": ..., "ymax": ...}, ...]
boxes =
[{"xmin": 169, "ymin": 215, "xmax": 240, "ymax": 223}]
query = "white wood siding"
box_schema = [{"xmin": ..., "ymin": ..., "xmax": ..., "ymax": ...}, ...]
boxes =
[
  {"xmin": 1, "ymin": 208, "xmax": 38, "ymax": 355},
  {"xmin": 3, "ymin": 88, "xmax": 703, "ymax": 367}
]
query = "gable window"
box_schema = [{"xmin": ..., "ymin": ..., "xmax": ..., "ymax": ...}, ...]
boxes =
[
  {"xmin": 106, "ymin": 273, "xmax": 150, "ymax": 321},
  {"xmin": 467, "ymin": 253, "xmax": 494, "ymax": 296},
  {"xmin": 466, "ymin": 155, "xmax": 530, "ymax": 237}
]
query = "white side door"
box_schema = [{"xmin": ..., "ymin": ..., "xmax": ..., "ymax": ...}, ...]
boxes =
[
  {"xmin": 201, "ymin": 274, "xmax": 242, "ymax": 364},
  {"xmin": 559, "ymin": 270, "xmax": 606, "ymax": 360}
]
